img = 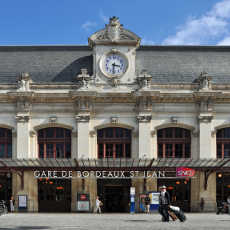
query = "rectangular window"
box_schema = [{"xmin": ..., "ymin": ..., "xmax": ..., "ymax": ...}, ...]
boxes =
[{"xmin": 175, "ymin": 128, "xmax": 183, "ymax": 138}]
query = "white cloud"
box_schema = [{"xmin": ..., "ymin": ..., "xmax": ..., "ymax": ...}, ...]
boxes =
[
  {"xmin": 163, "ymin": 0, "xmax": 230, "ymax": 45},
  {"xmin": 81, "ymin": 21, "xmax": 97, "ymax": 32},
  {"xmin": 218, "ymin": 36, "xmax": 230, "ymax": 45}
]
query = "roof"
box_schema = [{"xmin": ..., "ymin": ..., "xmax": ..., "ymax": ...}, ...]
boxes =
[
  {"xmin": 1, "ymin": 45, "xmax": 230, "ymax": 84},
  {"xmin": 0, "ymin": 158, "xmax": 230, "ymax": 171}
]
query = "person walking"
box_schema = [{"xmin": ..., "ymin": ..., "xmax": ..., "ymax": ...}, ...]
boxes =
[
  {"xmin": 95, "ymin": 196, "xmax": 102, "ymax": 214},
  {"xmin": 158, "ymin": 185, "xmax": 170, "ymax": 222},
  {"xmin": 144, "ymin": 193, "xmax": 151, "ymax": 214}
]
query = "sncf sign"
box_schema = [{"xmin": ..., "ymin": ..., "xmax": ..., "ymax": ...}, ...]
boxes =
[{"xmin": 176, "ymin": 167, "xmax": 195, "ymax": 177}]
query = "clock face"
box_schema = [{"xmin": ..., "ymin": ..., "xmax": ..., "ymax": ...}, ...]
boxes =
[{"xmin": 103, "ymin": 54, "xmax": 127, "ymax": 77}]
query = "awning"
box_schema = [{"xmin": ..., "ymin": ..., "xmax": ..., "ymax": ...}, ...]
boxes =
[{"xmin": 0, "ymin": 158, "xmax": 230, "ymax": 171}]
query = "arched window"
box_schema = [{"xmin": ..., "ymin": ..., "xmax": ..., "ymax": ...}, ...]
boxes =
[
  {"xmin": 38, "ymin": 127, "xmax": 71, "ymax": 158},
  {"xmin": 97, "ymin": 127, "xmax": 131, "ymax": 158},
  {"xmin": 216, "ymin": 127, "xmax": 230, "ymax": 158},
  {"xmin": 157, "ymin": 127, "xmax": 191, "ymax": 158},
  {"xmin": 0, "ymin": 128, "xmax": 12, "ymax": 158}
]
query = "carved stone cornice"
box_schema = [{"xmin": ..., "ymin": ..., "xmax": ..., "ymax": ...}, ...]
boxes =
[
  {"xmin": 15, "ymin": 113, "xmax": 30, "ymax": 123},
  {"xmin": 75, "ymin": 115, "xmax": 90, "ymax": 122},
  {"xmin": 136, "ymin": 115, "xmax": 152, "ymax": 123}
]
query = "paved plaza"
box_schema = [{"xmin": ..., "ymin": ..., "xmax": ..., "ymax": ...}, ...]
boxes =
[{"xmin": 0, "ymin": 213, "xmax": 230, "ymax": 230}]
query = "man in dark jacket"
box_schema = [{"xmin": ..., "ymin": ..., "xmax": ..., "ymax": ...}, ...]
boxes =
[
  {"xmin": 158, "ymin": 185, "xmax": 170, "ymax": 222},
  {"xmin": 144, "ymin": 193, "xmax": 151, "ymax": 213}
]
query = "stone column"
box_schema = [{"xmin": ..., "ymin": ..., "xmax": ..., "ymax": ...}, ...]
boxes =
[
  {"xmin": 76, "ymin": 115, "xmax": 90, "ymax": 158},
  {"xmin": 136, "ymin": 115, "xmax": 152, "ymax": 158},
  {"xmin": 15, "ymin": 114, "xmax": 31, "ymax": 158},
  {"xmin": 132, "ymin": 175, "xmax": 144, "ymax": 212}
]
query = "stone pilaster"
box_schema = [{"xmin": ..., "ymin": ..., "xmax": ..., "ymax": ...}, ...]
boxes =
[
  {"xmin": 76, "ymin": 114, "xmax": 90, "ymax": 158},
  {"xmin": 132, "ymin": 175, "xmax": 144, "ymax": 212},
  {"xmin": 15, "ymin": 113, "xmax": 31, "ymax": 158},
  {"xmin": 136, "ymin": 115, "xmax": 152, "ymax": 158}
]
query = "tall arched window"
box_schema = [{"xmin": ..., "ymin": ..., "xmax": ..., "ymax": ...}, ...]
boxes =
[
  {"xmin": 0, "ymin": 128, "xmax": 12, "ymax": 158},
  {"xmin": 97, "ymin": 127, "xmax": 131, "ymax": 158},
  {"xmin": 216, "ymin": 127, "xmax": 230, "ymax": 158},
  {"xmin": 38, "ymin": 127, "xmax": 71, "ymax": 158},
  {"xmin": 157, "ymin": 127, "xmax": 191, "ymax": 158}
]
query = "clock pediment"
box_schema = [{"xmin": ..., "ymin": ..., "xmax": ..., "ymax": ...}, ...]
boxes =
[{"xmin": 89, "ymin": 16, "xmax": 141, "ymax": 47}]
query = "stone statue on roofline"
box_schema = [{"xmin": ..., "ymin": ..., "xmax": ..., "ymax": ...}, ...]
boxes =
[
  {"xmin": 17, "ymin": 72, "xmax": 31, "ymax": 91},
  {"xmin": 198, "ymin": 71, "xmax": 212, "ymax": 91}
]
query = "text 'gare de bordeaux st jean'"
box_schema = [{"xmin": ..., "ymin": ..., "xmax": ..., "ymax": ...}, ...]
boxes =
[{"xmin": 0, "ymin": 16, "xmax": 230, "ymax": 213}]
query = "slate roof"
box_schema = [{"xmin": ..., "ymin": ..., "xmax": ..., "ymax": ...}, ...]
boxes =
[{"xmin": 1, "ymin": 45, "xmax": 230, "ymax": 84}]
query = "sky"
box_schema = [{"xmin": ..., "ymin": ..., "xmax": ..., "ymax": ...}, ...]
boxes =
[{"xmin": 1, "ymin": 0, "xmax": 230, "ymax": 45}]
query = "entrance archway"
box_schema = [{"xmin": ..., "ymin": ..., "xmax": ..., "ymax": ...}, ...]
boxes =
[{"xmin": 97, "ymin": 179, "xmax": 131, "ymax": 213}]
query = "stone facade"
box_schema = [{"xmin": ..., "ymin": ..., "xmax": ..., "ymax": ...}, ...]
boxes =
[{"xmin": 1, "ymin": 17, "xmax": 230, "ymax": 212}]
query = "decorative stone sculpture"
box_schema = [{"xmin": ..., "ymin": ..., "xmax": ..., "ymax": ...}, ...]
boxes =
[
  {"xmin": 77, "ymin": 69, "xmax": 91, "ymax": 89},
  {"xmin": 17, "ymin": 72, "xmax": 31, "ymax": 91},
  {"xmin": 136, "ymin": 70, "xmax": 152, "ymax": 90},
  {"xmin": 198, "ymin": 72, "xmax": 212, "ymax": 91}
]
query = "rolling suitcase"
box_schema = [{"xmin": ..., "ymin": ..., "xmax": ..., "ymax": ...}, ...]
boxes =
[{"xmin": 169, "ymin": 205, "xmax": 187, "ymax": 222}]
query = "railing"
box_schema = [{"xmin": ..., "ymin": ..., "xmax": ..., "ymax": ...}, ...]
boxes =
[{"xmin": 0, "ymin": 200, "xmax": 8, "ymax": 215}]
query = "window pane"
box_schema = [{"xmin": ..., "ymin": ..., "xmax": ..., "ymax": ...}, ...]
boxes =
[
  {"xmin": 0, "ymin": 128, "xmax": 5, "ymax": 137},
  {"xmin": 98, "ymin": 144, "xmax": 103, "ymax": 158},
  {"xmin": 165, "ymin": 128, "xmax": 173, "ymax": 138},
  {"xmin": 217, "ymin": 130, "xmax": 222, "ymax": 138},
  {"xmin": 158, "ymin": 130, "xmax": 163, "ymax": 138},
  {"xmin": 98, "ymin": 130, "xmax": 103, "ymax": 138},
  {"xmin": 46, "ymin": 144, "xmax": 54, "ymax": 158},
  {"xmin": 38, "ymin": 130, "xmax": 44, "ymax": 138},
  {"xmin": 0, "ymin": 144, "xmax": 5, "ymax": 157},
  {"xmin": 185, "ymin": 143, "xmax": 191, "ymax": 158},
  {"xmin": 39, "ymin": 144, "xmax": 44, "ymax": 158},
  {"xmin": 46, "ymin": 128, "xmax": 54, "ymax": 138},
  {"xmin": 223, "ymin": 128, "xmax": 230, "ymax": 138},
  {"xmin": 217, "ymin": 144, "xmax": 222, "ymax": 158},
  {"xmin": 105, "ymin": 128, "xmax": 113, "ymax": 138},
  {"xmin": 175, "ymin": 144, "xmax": 183, "ymax": 158},
  {"xmin": 175, "ymin": 128, "xmax": 183, "ymax": 138},
  {"xmin": 65, "ymin": 129, "xmax": 71, "ymax": 138},
  {"xmin": 56, "ymin": 143, "xmax": 64, "ymax": 158},
  {"xmin": 165, "ymin": 144, "xmax": 173, "ymax": 157},
  {"xmin": 158, "ymin": 144, "xmax": 163, "ymax": 158},
  {"xmin": 56, "ymin": 128, "xmax": 64, "ymax": 138},
  {"xmin": 125, "ymin": 129, "xmax": 131, "ymax": 138},
  {"xmin": 7, "ymin": 144, "xmax": 12, "ymax": 158},
  {"xmin": 65, "ymin": 143, "xmax": 71, "ymax": 158},
  {"xmin": 106, "ymin": 144, "xmax": 113, "ymax": 158},
  {"xmin": 125, "ymin": 144, "xmax": 131, "ymax": 158},
  {"xmin": 184, "ymin": 130, "xmax": 190, "ymax": 138},
  {"xmin": 116, "ymin": 128, "xmax": 123, "ymax": 138},
  {"xmin": 116, "ymin": 144, "xmax": 123, "ymax": 158},
  {"xmin": 224, "ymin": 144, "xmax": 230, "ymax": 157}
]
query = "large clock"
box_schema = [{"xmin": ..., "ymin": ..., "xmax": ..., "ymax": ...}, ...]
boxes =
[{"xmin": 101, "ymin": 52, "xmax": 128, "ymax": 77}]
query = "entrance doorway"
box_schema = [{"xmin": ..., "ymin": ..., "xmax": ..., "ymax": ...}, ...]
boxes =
[
  {"xmin": 216, "ymin": 172, "xmax": 230, "ymax": 203},
  {"xmin": 97, "ymin": 179, "xmax": 131, "ymax": 213},
  {"xmin": 38, "ymin": 179, "xmax": 71, "ymax": 212},
  {"xmin": 0, "ymin": 173, "xmax": 12, "ymax": 211},
  {"xmin": 158, "ymin": 178, "xmax": 191, "ymax": 212}
]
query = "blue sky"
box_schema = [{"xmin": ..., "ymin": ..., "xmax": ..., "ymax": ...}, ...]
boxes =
[{"xmin": 1, "ymin": 0, "xmax": 230, "ymax": 45}]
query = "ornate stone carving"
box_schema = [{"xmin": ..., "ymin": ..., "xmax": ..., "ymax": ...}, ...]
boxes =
[
  {"xmin": 29, "ymin": 130, "xmax": 36, "ymax": 137},
  {"xmin": 110, "ymin": 78, "xmax": 120, "ymax": 87},
  {"xmin": 15, "ymin": 114, "xmax": 30, "ymax": 122},
  {"xmin": 75, "ymin": 97, "xmax": 92, "ymax": 112},
  {"xmin": 17, "ymin": 100, "xmax": 32, "ymax": 113},
  {"xmin": 136, "ymin": 70, "xmax": 152, "ymax": 90},
  {"xmin": 136, "ymin": 115, "xmax": 152, "ymax": 123},
  {"xmin": 49, "ymin": 116, "xmax": 57, "ymax": 123},
  {"xmin": 135, "ymin": 96, "xmax": 152, "ymax": 112},
  {"xmin": 211, "ymin": 130, "xmax": 216, "ymax": 137},
  {"xmin": 76, "ymin": 69, "xmax": 92, "ymax": 89},
  {"xmin": 198, "ymin": 98, "xmax": 214, "ymax": 113},
  {"xmin": 75, "ymin": 115, "xmax": 90, "ymax": 122},
  {"xmin": 17, "ymin": 72, "xmax": 32, "ymax": 92},
  {"xmin": 89, "ymin": 130, "xmax": 96, "ymax": 137},
  {"xmin": 151, "ymin": 130, "xmax": 156, "ymax": 137},
  {"xmin": 197, "ymin": 72, "xmax": 212, "ymax": 91},
  {"xmin": 111, "ymin": 117, "xmax": 118, "ymax": 124},
  {"xmin": 89, "ymin": 17, "xmax": 140, "ymax": 47}
]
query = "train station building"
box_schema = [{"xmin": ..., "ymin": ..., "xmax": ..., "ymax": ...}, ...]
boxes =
[{"xmin": 0, "ymin": 17, "xmax": 230, "ymax": 213}]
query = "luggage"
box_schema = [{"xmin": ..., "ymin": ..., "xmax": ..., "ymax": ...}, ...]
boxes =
[
  {"xmin": 168, "ymin": 210, "xmax": 177, "ymax": 221},
  {"xmin": 169, "ymin": 205, "xmax": 186, "ymax": 222}
]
